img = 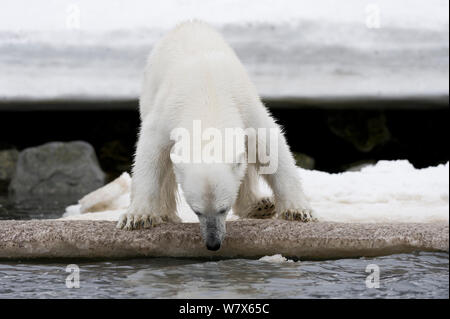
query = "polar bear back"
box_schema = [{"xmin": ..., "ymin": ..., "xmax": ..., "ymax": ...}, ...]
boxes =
[
  {"xmin": 153, "ymin": 21, "xmax": 235, "ymax": 63},
  {"xmin": 139, "ymin": 21, "xmax": 248, "ymax": 122}
]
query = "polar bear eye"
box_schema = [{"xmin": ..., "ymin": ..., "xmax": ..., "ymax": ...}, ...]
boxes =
[
  {"xmin": 218, "ymin": 209, "xmax": 227, "ymax": 215},
  {"xmin": 194, "ymin": 210, "xmax": 203, "ymax": 217}
]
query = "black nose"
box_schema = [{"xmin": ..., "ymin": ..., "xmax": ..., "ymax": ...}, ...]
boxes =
[{"xmin": 206, "ymin": 239, "xmax": 221, "ymax": 251}]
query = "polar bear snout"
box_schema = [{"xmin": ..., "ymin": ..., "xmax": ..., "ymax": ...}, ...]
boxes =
[
  {"xmin": 199, "ymin": 215, "xmax": 226, "ymax": 251},
  {"xmin": 203, "ymin": 224, "xmax": 225, "ymax": 251},
  {"xmin": 206, "ymin": 235, "xmax": 222, "ymax": 251}
]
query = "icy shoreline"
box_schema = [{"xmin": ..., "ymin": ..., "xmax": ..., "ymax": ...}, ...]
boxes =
[
  {"xmin": 62, "ymin": 160, "xmax": 449, "ymax": 224},
  {"xmin": 0, "ymin": 220, "xmax": 447, "ymax": 260}
]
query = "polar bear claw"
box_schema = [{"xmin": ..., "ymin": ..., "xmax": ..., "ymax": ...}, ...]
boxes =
[
  {"xmin": 278, "ymin": 209, "xmax": 317, "ymax": 222},
  {"xmin": 246, "ymin": 197, "xmax": 276, "ymax": 219}
]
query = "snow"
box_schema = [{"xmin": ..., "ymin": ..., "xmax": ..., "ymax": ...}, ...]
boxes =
[
  {"xmin": 62, "ymin": 160, "xmax": 449, "ymax": 224},
  {"xmin": 1, "ymin": 0, "xmax": 447, "ymax": 31},
  {"xmin": 301, "ymin": 161, "xmax": 449, "ymax": 223},
  {"xmin": 258, "ymin": 254, "xmax": 295, "ymax": 263},
  {"xmin": 0, "ymin": 0, "xmax": 448, "ymax": 100}
]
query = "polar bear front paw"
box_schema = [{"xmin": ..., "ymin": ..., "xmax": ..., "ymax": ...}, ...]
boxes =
[
  {"xmin": 246, "ymin": 197, "xmax": 276, "ymax": 219},
  {"xmin": 116, "ymin": 213, "xmax": 163, "ymax": 230},
  {"xmin": 278, "ymin": 209, "xmax": 317, "ymax": 222}
]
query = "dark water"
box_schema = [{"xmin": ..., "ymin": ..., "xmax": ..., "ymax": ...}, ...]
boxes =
[
  {"xmin": 0, "ymin": 252, "xmax": 448, "ymax": 299},
  {"xmin": 0, "ymin": 195, "xmax": 77, "ymax": 220}
]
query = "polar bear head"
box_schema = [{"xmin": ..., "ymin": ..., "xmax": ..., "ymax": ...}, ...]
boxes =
[{"xmin": 173, "ymin": 159, "xmax": 247, "ymax": 251}]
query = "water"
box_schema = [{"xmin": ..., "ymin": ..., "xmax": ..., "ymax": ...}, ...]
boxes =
[
  {"xmin": 0, "ymin": 252, "xmax": 447, "ymax": 298},
  {"xmin": 0, "ymin": 195, "xmax": 77, "ymax": 220},
  {"xmin": 0, "ymin": 196, "xmax": 448, "ymax": 298}
]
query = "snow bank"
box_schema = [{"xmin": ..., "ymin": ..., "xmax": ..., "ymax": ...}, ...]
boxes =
[
  {"xmin": 302, "ymin": 161, "xmax": 449, "ymax": 223},
  {"xmin": 2, "ymin": 0, "xmax": 448, "ymax": 32},
  {"xmin": 1, "ymin": 0, "xmax": 448, "ymax": 100},
  {"xmin": 62, "ymin": 160, "xmax": 449, "ymax": 224}
]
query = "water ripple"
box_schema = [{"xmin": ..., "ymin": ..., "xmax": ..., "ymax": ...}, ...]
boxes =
[{"xmin": 0, "ymin": 252, "xmax": 447, "ymax": 298}]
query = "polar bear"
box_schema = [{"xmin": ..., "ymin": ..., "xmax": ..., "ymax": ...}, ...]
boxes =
[{"xmin": 117, "ymin": 21, "xmax": 315, "ymax": 251}]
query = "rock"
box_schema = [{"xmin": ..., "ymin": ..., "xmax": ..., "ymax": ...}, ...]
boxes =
[
  {"xmin": 328, "ymin": 111, "xmax": 391, "ymax": 153},
  {"xmin": 0, "ymin": 149, "xmax": 19, "ymax": 193},
  {"xmin": 0, "ymin": 220, "xmax": 447, "ymax": 260},
  {"xmin": 293, "ymin": 152, "xmax": 315, "ymax": 170},
  {"xmin": 9, "ymin": 141, "xmax": 105, "ymax": 196}
]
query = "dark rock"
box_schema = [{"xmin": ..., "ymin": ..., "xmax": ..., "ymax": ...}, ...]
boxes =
[
  {"xmin": 0, "ymin": 149, "xmax": 19, "ymax": 193},
  {"xmin": 328, "ymin": 111, "xmax": 391, "ymax": 153},
  {"xmin": 293, "ymin": 152, "xmax": 315, "ymax": 170},
  {"xmin": 98, "ymin": 140, "xmax": 132, "ymax": 181},
  {"xmin": 343, "ymin": 160, "xmax": 377, "ymax": 172},
  {"xmin": 9, "ymin": 141, "xmax": 105, "ymax": 196}
]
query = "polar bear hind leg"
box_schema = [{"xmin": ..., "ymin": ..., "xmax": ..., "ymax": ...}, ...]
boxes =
[
  {"xmin": 243, "ymin": 100, "xmax": 317, "ymax": 223},
  {"xmin": 233, "ymin": 164, "xmax": 276, "ymax": 219}
]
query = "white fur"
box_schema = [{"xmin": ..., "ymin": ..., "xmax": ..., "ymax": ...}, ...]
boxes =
[{"xmin": 117, "ymin": 21, "xmax": 314, "ymax": 246}]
